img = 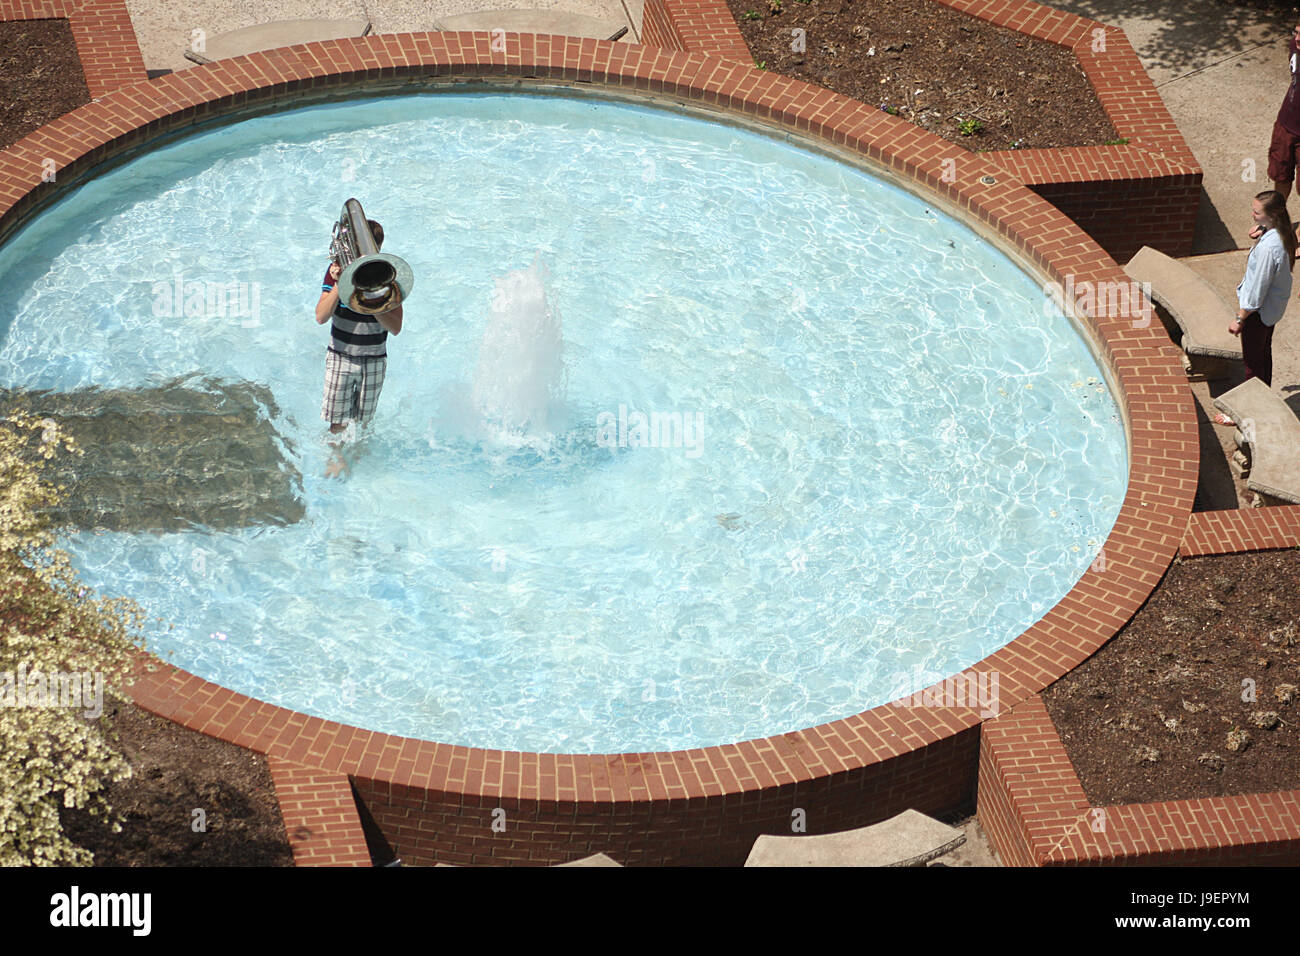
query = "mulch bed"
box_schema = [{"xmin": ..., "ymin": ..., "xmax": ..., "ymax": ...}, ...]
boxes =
[
  {"xmin": 724, "ymin": 0, "xmax": 1117, "ymax": 150},
  {"xmin": 0, "ymin": 19, "xmax": 90, "ymax": 152},
  {"xmin": 1043, "ymin": 549, "xmax": 1300, "ymax": 806},
  {"xmin": 60, "ymin": 697, "xmax": 295, "ymax": 866}
]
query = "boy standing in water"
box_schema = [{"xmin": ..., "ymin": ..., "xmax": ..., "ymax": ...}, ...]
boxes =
[{"xmin": 314, "ymin": 219, "xmax": 403, "ymax": 477}]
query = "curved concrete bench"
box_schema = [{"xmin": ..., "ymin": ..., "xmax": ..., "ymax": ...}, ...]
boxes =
[
  {"xmin": 1124, "ymin": 245, "xmax": 1242, "ymax": 378},
  {"xmin": 184, "ymin": 19, "xmax": 372, "ymax": 66},
  {"xmin": 434, "ymin": 10, "xmax": 629, "ymax": 41},
  {"xmin": 1214, "ymin": 378, "xmax": 1300, "ymax": 505},
  {"xmin": 436, "ymin": 852, "xmax": 622, "ymax": 867},
  {"xmin": 744, "ymin": 809, "xmax": 964, "ymax": 867},
  {"xmin": 556, "ymin": 852, "xmax": 622, "ymax": 867}
]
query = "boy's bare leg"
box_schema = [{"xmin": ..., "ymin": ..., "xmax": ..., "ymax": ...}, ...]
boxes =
[{"xmin": 325, "ymin": 420, "xmax": 352, "ymax": 478}]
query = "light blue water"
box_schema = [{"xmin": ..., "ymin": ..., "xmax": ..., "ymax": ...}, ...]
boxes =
[{"xmin": 0, "ymin": 92, "xmax": 1127, "ymax": 753}]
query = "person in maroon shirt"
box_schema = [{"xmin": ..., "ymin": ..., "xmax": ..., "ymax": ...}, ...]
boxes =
[{"xmin": 1266, "ymin": 21, "xmax": 1300, "ymax": 206}]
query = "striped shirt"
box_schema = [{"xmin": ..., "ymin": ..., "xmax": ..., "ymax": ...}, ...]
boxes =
[{"xmin": 322, "ymin": 265, "xmax": 388, "ymax": 357}]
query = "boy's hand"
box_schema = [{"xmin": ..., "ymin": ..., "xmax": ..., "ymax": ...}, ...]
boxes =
[{"xmin": 329, "ymin": 263, "xmax": 342, "ymax": 281}]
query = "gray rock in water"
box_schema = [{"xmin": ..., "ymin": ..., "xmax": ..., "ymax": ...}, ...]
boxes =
[{"xmin": 2, "ymin": 376, "xmax": 304, "ymax": 533}]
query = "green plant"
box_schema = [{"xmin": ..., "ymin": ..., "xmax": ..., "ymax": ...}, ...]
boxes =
[
  {"xmin": 756, "ymin": 60, "xmax": 767, "ymax": 70},
  {"xmin": 957, "ymin": 118, "xmax": 983, "ymax": 137},
  {"xmin": 742, "ymin": 8, "xmax": 763, "ymax": 19},
  {"xmin": 1103, "ymin": 137, "xmax": 1131, "ymax": 146},
  {"xmin": 880, "ymin": 103, "xmax": 900, "ymax": 116},
  {"xmin": 768, "ymin": 0, "xmax": 783, "ymax": 11},
  {"xmin": 0, "ymin": 411, "xmax": 146, "ymax": 865}
]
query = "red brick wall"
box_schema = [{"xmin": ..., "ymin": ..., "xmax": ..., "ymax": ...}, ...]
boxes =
[
  {"xmin": 979, "ymin": 695, "xmax": 1300, "ymax": 865},
  {"xmin": 1023, "ymin": 176, "xmax": 1201, "ymax": 262},
  {"xmin": 1182, "ymin": 506, "xmax": 1300, "ymax": 556},
  {"xmin": 354, "ymin": 728, "xmax": 979, "ymax": 866},
  {"xmin": 641, "ymin": 0, "xmax": 686, "ymax": 52},
  {"xmin": 653, "ymin": 0, "xmax": 750, "ymax": 61},
  {"xmin": 0, "ymin": 0, "xmax": 146, "ymax": 97},
  {"xmin": 268, "ymin": 758, "xmax": 372, "ymax": 866}
]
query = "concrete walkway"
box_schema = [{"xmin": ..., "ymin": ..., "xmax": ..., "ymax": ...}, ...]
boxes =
[
  {"xmin": 1035, "ymin": 0, "xmax": 1293, "ymax": 254},
  {"xmin": 125, "ymin": 0, "xmax": 645, "ymax": 74}
]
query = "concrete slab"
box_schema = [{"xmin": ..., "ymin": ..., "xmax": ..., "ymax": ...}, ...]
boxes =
[
  {"xmin": 435, "ymin": 9, "xmax": 625, "ymax": 40},
  {"xmin": 1124, "ymin": 245, "xmax": 1243, "ymax": 362},
  {"xmin": 127, "ymin": 0, "xmax": 643, "ymax": 74},
  {"xmin": 1214, "ymin": 376, "xmax": 1300, "ymax": 504},
  {"xmin": 744, "ymin": 809, "xmax": 965, "ymax": 867},
  {"xmin": 555, "ymin": 852, "xmax": 623, "ymax": 866},
  {"xmin": 184, "ymin": 18, "xmax": 370, "ymax": 65}
]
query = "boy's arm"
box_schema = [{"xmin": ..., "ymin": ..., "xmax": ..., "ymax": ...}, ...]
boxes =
[
  {"xmin": 375, "ymin": 304, "xmax": 403, "ymax": 336},
  {"xmin": 315, "ymin": 263, "xmax": 341, "ymax": 324},
  {"xmin": 315, "ymin": 288, "xmax": 338, "ymax": 324}
]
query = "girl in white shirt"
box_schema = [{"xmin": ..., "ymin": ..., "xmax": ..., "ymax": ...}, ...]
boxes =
[{"xmin": 1216, "ymin": 191, "xmax": 1295, "ymax": 426}]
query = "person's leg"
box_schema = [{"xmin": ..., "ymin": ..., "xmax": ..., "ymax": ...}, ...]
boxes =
[
  {"xmin": 1268, "ymin": 121, "xmax": 1297, "ymax": 200},
  {"xmin": 1258, "ymin": 321, "xmax": 1275, "ymax": 387},
  {"xmin": 322, "ymin": 351, "xmax": 362, "ymax": 476},
  {"xmin": 1240, "ymin": 311, "xmax": 1274, "ymax": 387},
  {"xmin": 357, "ymin": 355, "xmax": 387, "ymax": 427},
  {"xmin": 322, "ymin": 350, "xmax": 352, "ymax": 432}
]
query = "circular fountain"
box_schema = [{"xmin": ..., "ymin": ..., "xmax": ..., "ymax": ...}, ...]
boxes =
[
  {"xmin": 0, "ymin": 40, "xmax": 1192, "ymax": 864},
  {"xmin": 0, "ymin": 90, "xmax": 1126, "ymax": 754}
]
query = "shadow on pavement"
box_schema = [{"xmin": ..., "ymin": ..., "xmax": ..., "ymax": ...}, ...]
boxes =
[
  {"xmin": 1039, "ymin": 0, "xmax": 1291, "ymax": 73},
  {"xmin": 1194, "ymin": 185, "xmax": 1241, "ymax": 254}
]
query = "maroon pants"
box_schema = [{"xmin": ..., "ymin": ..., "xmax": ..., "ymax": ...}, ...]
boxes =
[{"xmin": 1241, "ymin": 311, "xmax": 1275, "ymax": 387}]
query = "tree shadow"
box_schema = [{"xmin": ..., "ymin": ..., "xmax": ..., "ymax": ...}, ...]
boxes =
[
  {"xmin": 1041, "ymin": 0, "xmax": 1295, "ymax": 73},
  {"xmin": 1281, "ymin": 383, "xmax": 1300, "ymax": 416}
]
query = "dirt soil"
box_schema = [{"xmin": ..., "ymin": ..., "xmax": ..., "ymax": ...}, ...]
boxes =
[
  {"xmin": 725, "ymin": 0, "xmax": 1117, "ymax": 150},
  {"xmin": 1043, "ymin": 549, "xmax": 1300, "ymax": 806},
  {"xmin": 60, "ymin": 696, "xmax": 295, "ymax": 866},
  {"xmin": 0, "ymin": 19, "xmax": 90, "ymax": 151}
]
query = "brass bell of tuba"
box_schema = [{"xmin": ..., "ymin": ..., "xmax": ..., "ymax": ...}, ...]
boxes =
[{"xmin": 329, "ymin": 198, "xmax": 414, "ymax": 315}]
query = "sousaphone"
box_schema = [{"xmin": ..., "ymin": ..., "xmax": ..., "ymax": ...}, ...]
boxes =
[{"xmin": 329, "ymin": 198, "xmax": 414, "ymax": 315}]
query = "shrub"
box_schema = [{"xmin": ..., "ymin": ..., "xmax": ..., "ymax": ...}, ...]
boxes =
[{"xmin": 0, "ymin": 410, "xmax": 146, "ymax": 865}]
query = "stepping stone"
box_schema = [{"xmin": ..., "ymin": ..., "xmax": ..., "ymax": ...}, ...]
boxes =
[
  {"xmin": 434, "ymin": 10, "xmax": 628, "ymax": 41},
  {"xmin": 744, "ymin": 809, "xmax": 965, "ymax": 867},
  {"xmin": 3, "ymin": 377, "xmax": 305, "ymax": 533},
  {"xmin": 184, "ymin": 19, "xmax": 372, "ymax": 66}
]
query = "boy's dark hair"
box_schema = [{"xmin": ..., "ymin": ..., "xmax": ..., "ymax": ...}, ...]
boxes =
[{"xmin": 367, "ymin": 219, "xmax": 384, "ymax": 249}]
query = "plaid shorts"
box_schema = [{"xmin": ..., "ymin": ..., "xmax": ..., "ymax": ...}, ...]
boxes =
[{"xmin": 321, "ymin": 349, "xmax": 386, "ymax": 425}]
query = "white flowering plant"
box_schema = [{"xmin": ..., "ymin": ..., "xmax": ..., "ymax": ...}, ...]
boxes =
[{"xmin": 0, "ymin": 411, "xmax": 147, "ymax": 865}]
